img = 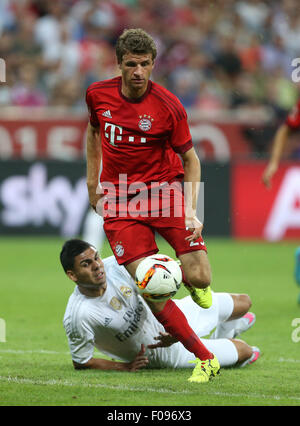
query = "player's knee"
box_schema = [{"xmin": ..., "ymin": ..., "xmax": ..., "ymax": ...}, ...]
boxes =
[
  {"xmin": 239, "ymin": 294, "xmax": 252, "ymax": 313},
  {"xmin": 231, "ymin": 339, "xmax": 253, "ymax": 363},
  {"xmin": 186, "ymin": 268, "xmax": 211, "ymax": 289},
  {"xmin": 231, "ymin": 294, "xmax": 252, "ymax": 318}
]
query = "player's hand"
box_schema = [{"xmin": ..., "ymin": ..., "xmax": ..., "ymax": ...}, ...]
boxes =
[
  {"xmin": 147, "ymin": 332, "xmax": 178, "ymax": 349},
  {"xmin": 185, "ymin": 216, "xmax": 203, "ymax": 242},
  {"xmin": 262, "ymin": 163, "xmax": 278, "ymax": 189},
  {"xmin": 126, "ymin": 344, "xmax": 149, "ymax": 372},
  {"xmin": 87, "ymin": 184, "xmax": 107, "ymax": 216}
]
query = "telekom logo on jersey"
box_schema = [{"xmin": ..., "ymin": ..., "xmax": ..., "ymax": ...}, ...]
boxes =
[
  {"xmin": 102, "ymin": 122, "xmax": 204, "ymax": 219},
  {"xmin": 104, "ymin": 122, "xmax": 147, "ymax": 146}
]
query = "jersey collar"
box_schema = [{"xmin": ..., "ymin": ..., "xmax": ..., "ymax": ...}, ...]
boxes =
[{"xmin": 118, "ymin": 77, "xmax": 152, "ymax": 103}]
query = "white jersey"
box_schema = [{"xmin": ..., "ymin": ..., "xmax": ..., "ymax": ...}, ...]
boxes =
[
  {"xmin": 63, "ymin": 256, "xmax": 235, "ymax": 368},
  {"xmin": 63, "ymin": 256, "xmax": 168, "ymax": 366}
]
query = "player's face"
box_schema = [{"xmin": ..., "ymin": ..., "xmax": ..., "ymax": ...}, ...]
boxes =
[
  {"xmin": 119, "ymin": 52, "xmax": 154, "ymax": 98},
  {"xmin": 70, "ymin": 248, "xmax": 106, "ymax": 288}
]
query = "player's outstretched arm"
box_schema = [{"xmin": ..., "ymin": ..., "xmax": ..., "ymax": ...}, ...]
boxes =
[
  {"xmin": 262, "ymin": 124, "xmax": 291, "ymax": 188},
  {"xmin": 72, "ymin": 344, "xmax": 149, "ymax": 372},
  {"xmin": 86, "ymin": 122, "xmax": 103, "ymax": 212},
  {"xmin": 180, "ymin": 147, "xmax": 203, "ymax": 241}
]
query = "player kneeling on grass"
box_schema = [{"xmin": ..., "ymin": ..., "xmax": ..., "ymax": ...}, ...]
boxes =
[{"xmin": 60, "ymin": 240, "xmax": 260, "ymax": 382}]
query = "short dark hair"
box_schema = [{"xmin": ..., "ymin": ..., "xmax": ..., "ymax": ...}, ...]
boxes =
[
  {"xmin": 115, "ymin": 28, "xmax": 157, "ymax": 64},
  {"xmin": 60, "ymin": 239, "xmax": 93, "ymax": 273}
]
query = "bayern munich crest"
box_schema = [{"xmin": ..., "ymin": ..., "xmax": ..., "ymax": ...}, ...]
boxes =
[
  {"xmin": 138, "ymin": 114, "xmax": 154, "ymax": 132},
  {"xmin": 114, "ymin": 241, "xmax": 125, "ymax": 257}
]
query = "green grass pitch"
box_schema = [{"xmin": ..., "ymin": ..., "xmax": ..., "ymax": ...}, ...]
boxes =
[{"xmin": 0, "ymin": 236, "xmax": 300, "ymax": 406}]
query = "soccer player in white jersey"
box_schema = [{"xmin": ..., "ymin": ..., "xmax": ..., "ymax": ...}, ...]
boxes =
[{"xmin": 60, "ymin": 240, "xmax": 260, "ymax": 376}]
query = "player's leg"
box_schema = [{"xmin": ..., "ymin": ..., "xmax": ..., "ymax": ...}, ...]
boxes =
[
  {"xmin": 153, "ymin": 211, "xmax": 212, "ymax": 289},
  {"xmin": 174, "ymin": 337, "xmax": 257, "ymax": 368},
  {"xmin": 157, "ymin": 222, "xmax": 213, "ymax": 308},
  {"xmin": 104, "ymin": 217, "xmax": 217, "ymax": 370},
  {"xmin": 201, "ymin": 338, "xmax": 254, "ymax": 366},
  {"xmin": 150, "ymin": 298, "xmax": 215, "ymax": 364},
  {"xmin": 151, "ymin": 181, "xmax": 211, "ymax": 288},
  {"xmin": 171, "ymin": 336, "xmax": 253, "ymax": 383},
  {"xmin": 152, "ymin": 200, "xmax": 212, "ymax": 308},
  {"xmin": 210, "ymin": 293, "xmax": 255, "ymax": 339},
  {"xmin": 207, "ymin": 295, "xmax": 259, "ymax": 368},
  {"xmin": 82, "ymin": 208, "xmax": 106, "ymax": 252},
  {"xmin": 170, "ymin": 295, "xmax": 259, "ymax": 377},
  {"xmin": 179, "ymin": 249, "xmax": 211, "ymax": 289},
  {"xmin": 127, "ymin": 261, "xmax": 216, "ymax": 365},
  {"xmin": 178, "ymin": 250, "xmax": 213, "ymax": 308},
  {"xmin": 228, "ymin": 294, "xmax": 252, "ymax": 319}
]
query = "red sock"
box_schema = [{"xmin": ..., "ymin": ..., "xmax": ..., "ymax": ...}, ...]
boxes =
[{"xmin": 153, "ymin": 299, "xmax": 213, "ymax": 360}]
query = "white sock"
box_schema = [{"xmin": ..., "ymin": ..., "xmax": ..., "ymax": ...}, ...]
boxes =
[
  {"xmin": 82, "ymin": 210, "xmax": 106, "ymax": 250},
  {"xmin": 201, "ymin": 338, "xmax": 239, "ymax": 367},
  {"xmin": 210, "ymin": 319, "xmax": 241, "ymax": 339}
]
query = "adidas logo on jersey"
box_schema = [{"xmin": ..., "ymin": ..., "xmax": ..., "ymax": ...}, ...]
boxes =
[{"xmin": 102, "ymin": 110, "xmax": 112, "ymax": 118}]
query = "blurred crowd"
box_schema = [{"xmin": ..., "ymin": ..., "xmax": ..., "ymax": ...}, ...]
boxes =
[{"xmin": 1, "ymin": 0, "xmax": 300, "ymax": 121}]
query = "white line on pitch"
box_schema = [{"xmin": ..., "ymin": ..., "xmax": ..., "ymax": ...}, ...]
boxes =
[
  {"xmin": 1, "ymin": 375, "xmax": 300, "ymax": 402},
  {"xmin": 0, "ymin": 349, "xmax": 70, "ymax": 355},
  {"xmin": 278, "ymin": 357, "xmax": 300, "ymax": 363}
]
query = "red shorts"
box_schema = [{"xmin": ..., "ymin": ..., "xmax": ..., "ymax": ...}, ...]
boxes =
[
  {"xmin": 104, "ymin": 216, "xmax": 207, "ymax": 265},
  {"xmin": 103, "ymin": 194, "xmax": 207, "ymax": 265}
]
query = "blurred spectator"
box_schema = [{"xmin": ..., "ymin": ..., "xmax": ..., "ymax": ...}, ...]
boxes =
[
  {"xmin": 260, "ymin": 34, "xmax": 293, "ymax": 78},
  {"xmin": 235, "ymin": 0, "xmax": 270, "ymax": 32},
  {"xmin": 49, "ymin": 73, "xmax": 85, "ymax": 111},
  {"xmin": 11, "ymin": 62, "xmax": 47, "ymax": 106},
  {"xmin": 0, "ymin": 0, "xmax": 16, "ymax": 36}
]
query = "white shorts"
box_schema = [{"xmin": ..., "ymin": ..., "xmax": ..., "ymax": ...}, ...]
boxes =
[{"xmin": 155, "ymin": 292, "xmax": 237, "ymax": 368}]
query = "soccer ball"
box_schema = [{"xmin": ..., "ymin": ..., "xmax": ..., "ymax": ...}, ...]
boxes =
[{"xmin": 135, "ymin": 254, "xmax": 182, "ymax": 302}]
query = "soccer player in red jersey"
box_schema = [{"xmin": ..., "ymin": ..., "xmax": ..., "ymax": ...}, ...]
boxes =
[
  {"xmin": 262, "ymin": 100, "xmax": 300, "ymax": 301},
  {"xmin": 262, "ymin": 99, "xmax": 300, "ymax": 188},
  {"xmin": 85, "ymin": 28, "xmax": 219, "ymax": 382}
]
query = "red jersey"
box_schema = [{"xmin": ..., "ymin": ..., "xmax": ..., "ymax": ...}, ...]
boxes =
[
  {"xmin": 285, "ymin": 100, "xmax": 300, "ymax": 129},
  {"xmin": 86, "ymin": 76, "xmax": 192, "ymax": 194}
]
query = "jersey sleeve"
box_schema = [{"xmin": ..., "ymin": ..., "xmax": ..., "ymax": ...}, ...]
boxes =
[
  {"xmin": 64, "ymin": 317, "xmax": 95, "ymax": 365},
  {"xmin": 285, "ymin": 100, "xmax": 300, "ymax": 130},
  {"xmin": 86, "ymin": 87, "xmax": 100, "ymax": 128},
  {"xmin": 169, "ymin": 111, "xmax": 193, "ymax": 154}
]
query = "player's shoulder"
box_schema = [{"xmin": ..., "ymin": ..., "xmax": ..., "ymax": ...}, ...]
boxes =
[
  {"xmin": 63, "ymin": 288, "xmax": 91, "ymax": 333},
  {"xmin": 103, "ymin": 255, "xmax": 119, "ymax": 270},
  {"xmin": 151, "ymin": 80, "xmax": 187, "ymax": 120},
  {"xmin": 103, "ymin": 256, "xmax": 132, "ymax": 281},
  {"xmin": 64, "ymin": 287, "xmax": 92, "ymax": 320},
  {"xmin": 86, "ymin": 76, "xmax": 121, "ymax": 96}
]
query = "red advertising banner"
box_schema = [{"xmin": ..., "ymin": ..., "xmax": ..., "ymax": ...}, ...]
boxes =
[
  {"xmin": 190, "ymin": 120, "xmax": 252, "ymax": 161},
  {"xmin": 0, "ymin": 118, "xmax": 87, "ymax": 160},
  {"xmin": 0, "ymin": 115, "xmax": 252, "ymax": 161},
  {"xmin": 231, "ymin": 161, "xmax": 300, "ymax": 240}
]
